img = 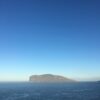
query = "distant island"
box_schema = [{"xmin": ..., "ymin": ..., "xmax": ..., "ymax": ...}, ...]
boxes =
[
  {"xmin": 29, "ymin": 74, "xmax": 76, "ymax": 83},
  {"xmin": 97, "ymin": 81, "xmax": 100, "ymax": 83}
]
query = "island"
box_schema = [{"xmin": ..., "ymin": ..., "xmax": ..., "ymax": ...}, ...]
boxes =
[
  {"xmin": 97, "ymin": 81, "xmax": 100, "ymax": 83},
  {"xmin": 29, "ymin": 74, "xmax": 75, "ymax": 83}
]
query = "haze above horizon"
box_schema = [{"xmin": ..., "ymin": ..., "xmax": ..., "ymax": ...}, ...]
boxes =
[{"xmin": 0, "ymin": 0, "xmax": 100, "ymax": 81}]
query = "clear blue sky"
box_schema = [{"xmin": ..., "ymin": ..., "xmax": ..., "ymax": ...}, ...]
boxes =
[{"xmin": 0, "ymin": 0, "xmax": 100, "ymax": 81}]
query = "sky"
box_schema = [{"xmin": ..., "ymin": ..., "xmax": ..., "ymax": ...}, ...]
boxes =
[{"xmin": 0, "ymin": 0, "xmax": 100, "ymax": 81}]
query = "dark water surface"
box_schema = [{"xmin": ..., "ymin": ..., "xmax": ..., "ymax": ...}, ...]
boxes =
[{"xmin": 0, "ymin": 82, "xmax": 100, "ymax": 100}]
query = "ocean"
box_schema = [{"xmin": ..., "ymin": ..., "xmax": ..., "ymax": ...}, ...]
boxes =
[{"xmin": 0, "ymin": 82, "xmax": 100, "ymax": 100}]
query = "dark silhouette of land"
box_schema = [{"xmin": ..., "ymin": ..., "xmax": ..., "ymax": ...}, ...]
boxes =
[{"xmin": 29, "ymin": 74, "xmax": 76, "ymax": 83}]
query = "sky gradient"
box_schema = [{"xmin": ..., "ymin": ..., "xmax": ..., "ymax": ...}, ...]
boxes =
[{"xmin": 0, "ymin": 0, "xmax": 100, "ymax": 81}]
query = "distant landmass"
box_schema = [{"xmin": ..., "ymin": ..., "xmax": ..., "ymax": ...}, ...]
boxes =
[
  {"xmin": 29, "ymin": 74, "xmax": 76, "ymax": 83},
  {"xmin": 97, "ymin": 81, "xmax": 100, "ymax": 83}
]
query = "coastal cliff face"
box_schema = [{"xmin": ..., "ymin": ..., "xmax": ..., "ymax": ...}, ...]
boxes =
[{"xmin": 29, "ymin": 74, "xmax": 75, "ymax": 83}]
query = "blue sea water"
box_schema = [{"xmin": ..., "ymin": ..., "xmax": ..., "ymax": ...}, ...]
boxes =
[{"xmin": 0, "ymin": 82, "xmax": 100, "ymax": 100}]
